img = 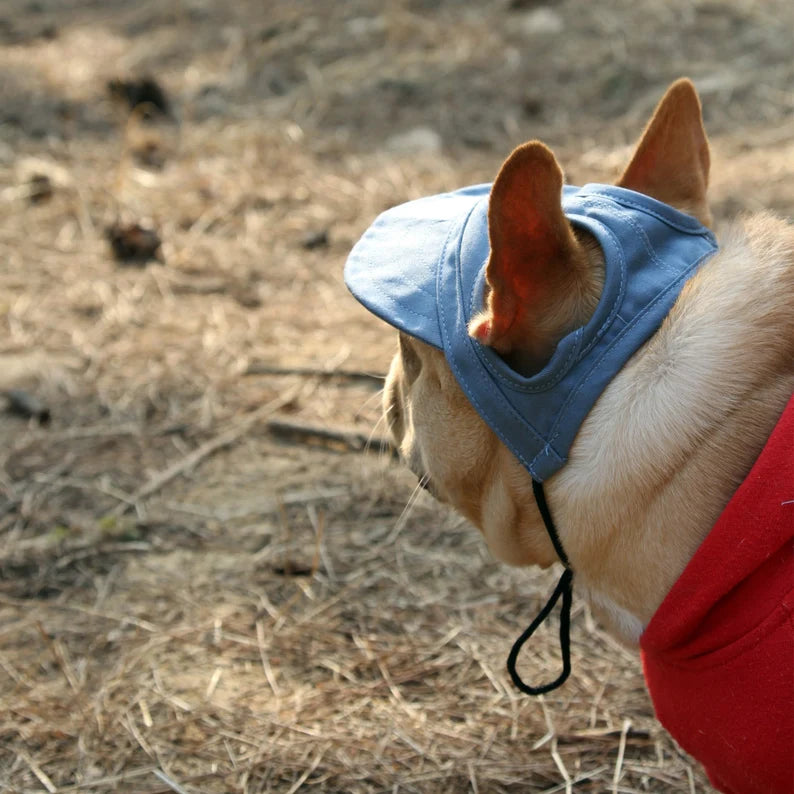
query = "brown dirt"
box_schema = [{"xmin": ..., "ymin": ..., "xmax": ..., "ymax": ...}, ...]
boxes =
[{"xmin": 1, "ymin": 1, "xmax": 792, "ymax": 792}]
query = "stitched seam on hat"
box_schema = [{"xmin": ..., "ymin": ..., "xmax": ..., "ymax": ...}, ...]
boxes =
[
  {"xmin": 591, "ymin": 198, "xmax": 701, "ymax": 279},
  {"xmin": 382, "ymin": 260, "xmax": 439, "ymax": 302},
  {"xmin": 478, "ymin": 326, "xmax": 582, "ymax": 395},
  {"xmin": 568, "ymin": 210, "xmax": 627, "ymax": 362},
  {"xmin": 365, "ymin": 273, "xmax": 437, "ymax": 323},
  {"xmin": 466, "ymin": 276, "xmax": 582, "ymax": 394},
  {"xmin": 588, "ymin": 199, "xmax": 676, "ymax": 277},
  {"xmin": 367, "ymin": 214, "xmax": 445, "ymax": 302},
  {"xmin": 585, "ymin": 189, "xmax": 717, "ymax": 240}
]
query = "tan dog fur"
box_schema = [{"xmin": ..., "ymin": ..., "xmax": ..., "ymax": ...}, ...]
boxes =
[{"xmin": 384, "ymin": 79, "xmax": 794, "ymax": 643}]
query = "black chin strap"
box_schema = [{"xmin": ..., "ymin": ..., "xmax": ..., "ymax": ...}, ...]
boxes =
[{"xmin": 506, "ymin": 479, "xmax": 574, "ymax": 696}]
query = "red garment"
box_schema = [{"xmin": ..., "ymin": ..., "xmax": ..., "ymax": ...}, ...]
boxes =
[{"xmin": 640, "ymin": 394, "xmax": 794, "ymax": 794}]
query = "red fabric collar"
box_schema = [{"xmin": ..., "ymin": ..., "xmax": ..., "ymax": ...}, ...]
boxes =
[{"xmin": 640, "ymin": 394, "xmax": 794, "ymax": 794}]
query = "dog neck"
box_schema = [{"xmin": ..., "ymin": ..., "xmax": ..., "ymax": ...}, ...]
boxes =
[{"xmin": 548, "ymin": 213, "xmax": 794, "ymax": 643}]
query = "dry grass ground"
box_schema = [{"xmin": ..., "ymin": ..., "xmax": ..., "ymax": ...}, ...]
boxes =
[{"xmin": 1, "ymin": 1, "xmax": 792, "ymax": 792}]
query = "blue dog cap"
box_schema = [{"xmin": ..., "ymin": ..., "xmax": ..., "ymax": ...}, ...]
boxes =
[
  {"xmin": 344, "ymin": 182, "xmax": 717, "ymax": 481},
  {"xmin": 344, "ymin": 184, "xmax": 490, "ymax": 349}
]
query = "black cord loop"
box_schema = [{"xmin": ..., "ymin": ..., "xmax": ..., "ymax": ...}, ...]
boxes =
[
  {"xmin": 506, "ymin": 480, "xmax": 574, "ymax": 696},
  {"xmin": 506, "ymin": 567, "xmax": 573, "ymax": 695}
]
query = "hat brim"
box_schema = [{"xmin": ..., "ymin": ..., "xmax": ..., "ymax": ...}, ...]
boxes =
[{"xmin": 344, "ymin": 185, "xmax": 491, "ymax": 349}]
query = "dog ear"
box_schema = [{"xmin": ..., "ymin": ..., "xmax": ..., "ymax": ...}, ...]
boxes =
[
  {"xmin": 469, "ymin": 141, "xmax": 591, "ymax": 365},
  {"xmin": 618, "ymin": 78, "xmax": 712, "ymax": 227}
]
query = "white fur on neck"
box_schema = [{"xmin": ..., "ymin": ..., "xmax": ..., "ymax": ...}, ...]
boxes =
[{"xmin": 580, "ymin": 584, "xmax": 646, "ymax": 645}]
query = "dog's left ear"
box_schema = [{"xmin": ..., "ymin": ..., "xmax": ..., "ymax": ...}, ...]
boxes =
[{"xmin": 618, "ymin": 78, "xmax": 712, "ymax": 227}]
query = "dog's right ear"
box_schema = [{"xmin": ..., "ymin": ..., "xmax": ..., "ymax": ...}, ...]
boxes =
[
  {"xmin": 618, "ymin": 78, "xmax": 712, "ymax": 227},
  {"xmin": 469, "ymin": 141, "xmax": 595, "ymax": 370}
]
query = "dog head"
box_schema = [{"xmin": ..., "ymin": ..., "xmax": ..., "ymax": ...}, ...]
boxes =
[{"xmin": 381, "ymin": 79, "xmax": 711, "ymax": 568}]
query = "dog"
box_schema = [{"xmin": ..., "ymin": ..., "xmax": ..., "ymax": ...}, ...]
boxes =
[{"xmin": 345, "ymin": 79, "xmax": 794, "ymax": 794}]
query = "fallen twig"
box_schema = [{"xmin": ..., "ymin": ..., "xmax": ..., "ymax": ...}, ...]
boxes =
[
  {"xmin": 152, "ymin": 768, "xmax": 194, "ymax": 794},
  {"xmin": 612, "ymin": 719, "xmax": 633, "ymax": 793},
  {"xmin": 244, "ymin": 362, "xmax": 384, "ymax": 388},
  {"xmin": 37, "ymin": 765, "xmax": 157, "ymax": 793},
  {"xmin": 267, "ymin": 418, "xmax": 395, "ymax": 456},
  {"xmin": 53, "ymin": 541, "xmax": 153, "ymax": 570},
  {"xmin": 17, "ymin": 750, "xmax": 57, "ymax": 793}
]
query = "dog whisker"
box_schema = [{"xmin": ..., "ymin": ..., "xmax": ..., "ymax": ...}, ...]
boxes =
[
  {"xmin": 364, "ymin": 410, "xmax": 392, "ymax": 461},
  {"xmin": 354, "ymin": 387, "xmax": 385, "ymax": 420},
  {"xmin": 382, "ymin": 477, "xmax": 427, "ymax": 546}
]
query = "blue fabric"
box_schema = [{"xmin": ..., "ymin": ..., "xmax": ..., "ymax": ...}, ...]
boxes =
[{"xmin": 345, "ymin": 183, "xmax": 718, "ymax": 481}]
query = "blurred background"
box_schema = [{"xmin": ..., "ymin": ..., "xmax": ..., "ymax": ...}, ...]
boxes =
[{"xmin": 1, "ymin": 2, "xmax": 792, "ymax": 792}]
